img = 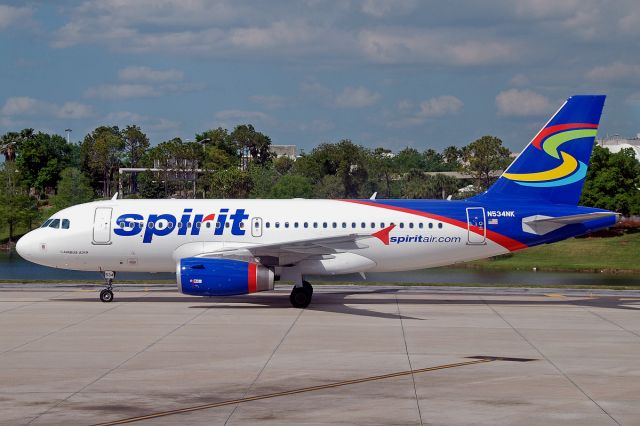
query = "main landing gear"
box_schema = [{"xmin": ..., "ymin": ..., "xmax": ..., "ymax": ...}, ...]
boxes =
[
  {"xmin": 290, "ymin": 280, "xmax": 313, "ymax": 308},
  {"xmin": 99, "ymin": 271, "xmax": 115, "ymax": 303}
]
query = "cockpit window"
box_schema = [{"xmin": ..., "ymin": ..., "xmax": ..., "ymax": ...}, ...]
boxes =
[
  {"xmin": 49, "ymin": 219, "xmax": 60, "ymax": 229},
  {"xmin": 61, "ymin": 219, "xmax": 70, "ymax": 229},
  {"xmin": 41, "ymin": 219, "xmax": 53, "ymax": 228}
]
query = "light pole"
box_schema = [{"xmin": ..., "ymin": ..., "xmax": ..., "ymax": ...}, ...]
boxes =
[{"xmin": 64, "ymin": 129, "xmax": 72, "ymax": 144}]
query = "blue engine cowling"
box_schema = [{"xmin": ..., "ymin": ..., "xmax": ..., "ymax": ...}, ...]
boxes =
[{"xmin": 177, "ymin": 257, "xmax": 274, "ymax": 296}]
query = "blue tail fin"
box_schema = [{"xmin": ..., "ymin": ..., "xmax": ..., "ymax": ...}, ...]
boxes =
[{"xmin": 479, "ymin": 95, "xmax": 605, "ymax": 205}]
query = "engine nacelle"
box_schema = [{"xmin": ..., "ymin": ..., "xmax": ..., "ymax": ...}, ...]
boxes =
[{"xmin": 177, "ymin": 257, "xmax": 274, "ymax": 296}]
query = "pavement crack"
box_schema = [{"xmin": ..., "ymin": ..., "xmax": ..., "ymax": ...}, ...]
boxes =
[
  {"xmin": 26, "ymin": 292, "xmax": 207, "ymax": 425},
  {"xmin": 481, "ymin": 296, "xmax": 621, "ymax": 426},
  {"xmin": 396, "ymin": 296, "xmax": 423, "ymax": 426},
  {"xmin": 223, "ymin": 308, "xmax": 304, "ymax": 425}
]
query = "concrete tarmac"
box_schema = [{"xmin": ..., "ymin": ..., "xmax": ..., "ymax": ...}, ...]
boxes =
[{"xmin": 0, "ymin": 284, "xmax": 639, "ymax": 425}]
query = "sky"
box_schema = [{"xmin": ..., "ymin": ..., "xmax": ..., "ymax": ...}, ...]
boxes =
[{"xmin": 0, "ymin": 0, "xmax": 639, "ymax": 153}]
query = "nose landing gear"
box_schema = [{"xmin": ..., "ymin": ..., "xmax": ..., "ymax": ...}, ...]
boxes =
[
  {"xmin": 289, "ymin": 280, "xmax": 313, "ymax": 308},
  {"xmin": 100, "ymin": 271, "xmax": 115, "ymax": 303}
]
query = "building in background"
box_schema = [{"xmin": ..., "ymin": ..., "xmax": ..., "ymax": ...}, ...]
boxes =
[
  {"xmin": 597, "ymin": 134, "xmax": 640, "ymax": 161},
  {"xmin": 270, "ymin": 145, "xmax": 297, "ymax": 160}
]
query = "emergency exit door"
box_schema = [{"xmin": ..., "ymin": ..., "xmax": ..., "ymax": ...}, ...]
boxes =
[
  {"xmin": 466, "ymin": 207, "xmax": 486, "ymax": 245},
  {"xmin": 93, "ymin": 207, "xmax": 113, "ymax": 244}
]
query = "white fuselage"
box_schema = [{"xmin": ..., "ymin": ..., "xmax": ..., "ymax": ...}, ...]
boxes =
[{"xmin": 16, "ymin": 199, "xmax": 507, "ymax": 280}]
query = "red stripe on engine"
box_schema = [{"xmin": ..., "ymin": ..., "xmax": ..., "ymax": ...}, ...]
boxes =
[
  {"xmin": 248, "ymin": 263, "xmax": 257, "ymax": 293},
  {"xmin": 341, "ymin": 199, "xmax": 528, "ymax": 252}
]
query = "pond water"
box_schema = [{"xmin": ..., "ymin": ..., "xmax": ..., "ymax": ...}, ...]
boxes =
[{"xmin": 1, "ymin": 251, "xmax": 639, "ymax": 286}]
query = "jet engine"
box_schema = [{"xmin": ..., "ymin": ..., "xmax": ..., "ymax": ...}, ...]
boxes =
[{"xmin": 177, "ymin": 257, "xmax": 274, "ymax": 296}]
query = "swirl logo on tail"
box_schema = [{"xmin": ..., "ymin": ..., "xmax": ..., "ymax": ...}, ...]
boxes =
[{"xmin": 502, "ymin": 123, "xmax": 598, "ymax": 187}]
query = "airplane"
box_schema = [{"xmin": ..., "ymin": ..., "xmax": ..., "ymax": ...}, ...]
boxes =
[{"xmin": 16, "ymin": 95, "xmax": 618, "ymax": 308}]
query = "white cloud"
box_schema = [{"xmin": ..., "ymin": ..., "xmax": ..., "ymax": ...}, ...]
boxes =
[
  {"xmin": 357, "ymin": 28, "xmax": 517, "ymax": 65},
  {"xmin": 118, "ymin": 66, "xmax": 184, "ymax": 82},
  {"xmin": 229, "ymin": 21, "xmax": 317, "ymax": 49},
  {"xmin": 84, "ymin": 84, "xmax": 159, "ymax": 100},
  {"xmin": 586, "ymin": 62, "xmax": 640, "ymax": 84},
  {"xmin": 509, "ymin": 74, "xmax": 530, "ymax": 87},
  {"xmin": 361, "ymin": 0, "xmax": 417, "ymax": 17},
  {"xmin": 619, "ymin": 10, "xmax": 640, "ymax": 34},
  {"xmin": 0, "ymin": 5, "xmax": 32, "ymax": 30},
  {"xmin": 335, "ymin": 86, "xmax": 381, "ymax": 108},
  {"xmin": 496, "ymin": 89, "xmax": 553, "ymax": 117},
  {"xmin": 389, "ymin": 95, "xmax": 463, "ymax": 127},
  {"xmin": 215, "ymin": 110, "xmax": 269, "ymax": 122},
  {"xmin": 417, "ymin": 96, "xmax": 463, "ymax": 118},
  {"xmin": 1, "ymin": 97, "xmax": 93, "ymax": 119},
  {"xmin": 250, "ymin": 95, "xmax": 289, "ymax": 109},
  {"xmin": 105, "ymin": 111, "xmax": 180, "ymax": 132}
]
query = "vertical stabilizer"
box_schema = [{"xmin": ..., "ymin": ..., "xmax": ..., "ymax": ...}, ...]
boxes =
[{"xmin": 478, "ymin": 95, "xmax": 605, "ymax": 205}]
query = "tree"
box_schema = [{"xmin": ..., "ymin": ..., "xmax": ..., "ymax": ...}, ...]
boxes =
[
  {"xmin": 462, "ymin": 136, "xmax": 511, "ymax": 190},
  {"xmin": 271, "ymin": 175, "xmax": 313, "ymax": 198},
  {"xmin": 230, "ymin": 124, "xmax": 272, "ymax": 168},
  {"xmin": 0, "ymin": 161, "xmax": 35, "ymax": 244},
  {"xmin": 423, "ymin": 149, "xmax": 447, "ymax": 172},
  {"xmin": 122, "ymin": 125, "xmax": 150, "ymax": 193},
  {"xmin": 365, "ymin": 148, "xmax": 397, "ymax": 198},
  {"xmin": 15, "ymin": 131, "xmax": 75, "ymax": 194},
  {"xmin": 402, "ymin": 170, "xmax": 460, "ymax": 199},
  {"xmin": 50, "ymin": 168, "xmax": 94, "ymax": 211},
  {"xmin": 80, "ymin": 126, "xmax": 125, "ymax": 198},
  {"xmin": 208, "ymin": 168, "xmax": 253, "ymax": 198},
  {"xmin": 443, "ymin": 146, "xmax": 462, "ymax": 170},
  {"xmin": 581, "ymin": 146, "xmax": 640, "ymax": 216},
  {"xmin": 394, "ymin": 148, "xmax": 425, "ymax": 172}
]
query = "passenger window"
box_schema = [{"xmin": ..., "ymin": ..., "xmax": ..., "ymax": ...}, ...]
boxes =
[
  {"xmin": 275, "ymin": 222, "xmax": 280, "ymax": 228},
  {"xmin": 409, "ymin": 223, "xmax": 414, "ymax": 229},
  {"xmin": 239, "ymin": 222, "xmax": 244, "ymax": 229},
  {"xmin": 332, "ymin": 222, "xmax": 337, "ymax": 228},
  {"xmin": 438, "ymin": 223, "xmax": 443, "ymax": 229},
  {"xmin": 323, "ymin": 222, "xmax": 327, "ymax": 228},
  {"xmin": 285, "ymin": 222, "xmax": 289, "ymax": 228},
  {"xmin": 148, "ymin": 222, "xmax": 155, "ymax": 229},
  {"xmin": 216, "ymin": 222, "xmax": 221, "ymax": 229},
  {"xmin": 266, "ymin": 222, "xmax": 271, "ymax": 228},
  {"xmin": 206, "ymin": 222, "xmax": 211, "ymax": 228},
  {"xmin": 314, "ymin": 222, "xmax": 318, "ymax": 228},
  {"xmin": 294, "ymin": 222, "xmax": 299, "ymax": 228},
  {"xmin": 370, "ymin": 222, "xmax": 375, "ymax": 228},
  {"xmin": 399, "ymin": 223, "xmax": 404, "ymax": 229},
  {"xmin": 352, "ymin": 222, "xmax": 356, "ymax": 228},
  {"xmin": 177, "ymin": 222, "xmax": 183, "ymax": 229},
  {"xmin": 304, "ymin": 222, "xmax": 308, "ymax": 228},
  {"xmin": 419, "ymin": 223, "xmax": 424, "ymax": 229},
  {"xmin": 61, "ymin": 219, "xmax": 70, "ymax": 229},
  {"xmin": 380, "ymin": 222, "xmax": 385, "ymax": 228},
  {"xmin": 187, "ymin": 222, "xmax": 192, "ymax": 228},
  {"xmin": 225, "ymin": 222, "xmax": 230, "ymax": 228},
  {"xmin": 361, "ymin": 222, "xmax": 366, "ymax": 228},
  {"xmin": 428, "ymin": 223, "xmax": 433, "ymax": 229},
  {"xmin": 195, "ymin": 222, "xmax": 201, "ymax": 229},
  {"xmin": 342, "ymin": 222, "xmax": 346, "ymax": 228}
]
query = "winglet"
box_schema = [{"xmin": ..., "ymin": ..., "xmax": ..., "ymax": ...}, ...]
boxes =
[{"xmin": 372, "ymin": 224, "xmax": 396, "ymax": 245}]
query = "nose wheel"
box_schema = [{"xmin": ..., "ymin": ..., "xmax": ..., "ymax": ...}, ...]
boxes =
[
  {"xmin": 100, "ymin": 271, "xmax": 115, "ymax": 303},
  {"xmin": 290, "ymin": 280, "xmax": 313, "ymax": 308}
]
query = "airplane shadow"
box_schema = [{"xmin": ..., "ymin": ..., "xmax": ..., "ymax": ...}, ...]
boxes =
[{"xmin": 53, "ymin": 287, "xmax": 640, "ymax": 320}]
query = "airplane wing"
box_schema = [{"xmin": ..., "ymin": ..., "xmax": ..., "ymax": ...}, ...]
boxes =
[
  {"xmin": 195, "ymin": 232, "xmax": 383, "ymax": 266},
  {"xmin": 522, "ymin": 212, "xmax": 619, "ymax": 235}
]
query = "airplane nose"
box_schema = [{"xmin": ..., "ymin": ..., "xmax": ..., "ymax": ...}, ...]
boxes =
[{"xmin": 16, "ymin": 232, "xmax": 35, "ymax": 261}]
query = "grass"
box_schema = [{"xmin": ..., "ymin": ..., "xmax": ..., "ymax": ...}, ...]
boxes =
[{"xmin": 469, "ymin": 231, "xmax": 640, "ymax": 273}]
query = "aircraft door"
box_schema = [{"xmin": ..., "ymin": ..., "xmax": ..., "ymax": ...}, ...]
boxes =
[
  {"xmin": 251, "ymin": 217, "xmax": 263, "ymax": 237},
  {"xmin": 466, "ymin": 207, "xmax": 486, "ymax": 245},
  {"xmin": 93, "ymin": 207, "xmax": 113, "ymax": 245}
]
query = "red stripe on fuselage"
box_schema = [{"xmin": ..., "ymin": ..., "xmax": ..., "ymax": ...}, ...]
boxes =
[
  {"xmin": 341, "ymin": 199, "xmax": 528, "ymax": 252},
  {"xmin": 248, "ymin": 263, "xmax": 257, "ymax": 293},
  {"xmin": 532, "ymin": 123, "xmax": 598, "ymax": 150}
]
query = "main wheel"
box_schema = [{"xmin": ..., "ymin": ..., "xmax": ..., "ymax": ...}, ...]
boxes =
[
  {"xmin": 290, "ymin": 286, "xmax": 312, "ymax": 308},
  {"xmin": 302, "ymin": 280, "xmax": 313, "ymax": 295},
  {"xmin": 100, "ymin": 289, "xmax": 114, "ymax": 303}
]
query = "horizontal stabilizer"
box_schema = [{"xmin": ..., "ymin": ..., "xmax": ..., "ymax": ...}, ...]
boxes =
[{"xmin": 522, "ymin": 212, "xmax": 619, "ymax": 235}]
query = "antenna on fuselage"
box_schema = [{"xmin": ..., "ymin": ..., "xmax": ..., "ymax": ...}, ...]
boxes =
[
  {"xmin": 111, "ymin": 192, "xmax": 118, "ymax": 201},
  {"xmin": 369, "ymin": 192, "xmax": 377, "ymax": 200}
]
